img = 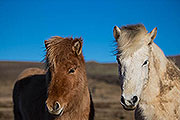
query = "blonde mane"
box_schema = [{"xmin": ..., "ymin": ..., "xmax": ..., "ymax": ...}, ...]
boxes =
[{"xmin": 116, "ymin": 24, "xmax": 148, "ymax": 58}]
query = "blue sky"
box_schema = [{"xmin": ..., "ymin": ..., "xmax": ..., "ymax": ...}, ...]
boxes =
[{"xmin": 0, "ymin": 0, "xmax": 180, "ymax": 63}]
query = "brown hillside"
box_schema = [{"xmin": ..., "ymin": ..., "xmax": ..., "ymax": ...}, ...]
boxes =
[{"xmin": 0, "ymin": 55, "xmax": 179, "ymax": 120}]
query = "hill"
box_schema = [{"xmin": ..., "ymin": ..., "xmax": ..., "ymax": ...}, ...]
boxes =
[{"xmin": 0, "ymin": 55, "xmax": 179, "ymax": 120}]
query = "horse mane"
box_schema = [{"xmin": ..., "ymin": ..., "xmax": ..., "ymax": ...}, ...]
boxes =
[
  {"xmin": 166, "ymin": 60, "xmax": 180, "ymax": 83},
  {"xmin": 44, "ymin": 36, "xmax": 83, "ymax": 70},
  {"xmin": 115, "ymin": 24, "xmax": 148, "ymax": 58}
]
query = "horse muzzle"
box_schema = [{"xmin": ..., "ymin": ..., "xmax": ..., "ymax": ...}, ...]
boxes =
[
  {"xmin": 120, "ymin": 95, "xmax": 139, "ymax": 111},
  {"xmin": 46, "ymin": 101, "xmax": 64, "ymax": 116}
]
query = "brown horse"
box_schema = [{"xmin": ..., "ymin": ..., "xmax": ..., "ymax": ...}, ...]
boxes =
[{"xmin": 13, "ymin": 36, "xmax": 94, "ymax": 120}]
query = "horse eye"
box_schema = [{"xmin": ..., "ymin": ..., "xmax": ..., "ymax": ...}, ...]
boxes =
[
  {"xmin": 68, "ymin": 68, "xmax": 76, "ymax": 74},
  {"xmin": 142, "ymin": 60, "xmax": 149, "ymax": 66}
]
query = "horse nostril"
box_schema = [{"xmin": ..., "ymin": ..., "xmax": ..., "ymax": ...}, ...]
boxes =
[
  {"xmin": 53, "ymin": 102, "xmax": 60, "ymax": 111},
  {"xmin": 121, "ymin": 96, "xmax": 125, "ymax": 105},
  {"xmin": 132, "ymin": 96, "xmax": 138, "ymax": 104}
]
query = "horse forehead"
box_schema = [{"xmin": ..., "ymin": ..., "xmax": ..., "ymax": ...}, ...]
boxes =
[
  {"xmin": 121, "ymin": 48, "xmax": 148, "ymax": 64},
  {"xmin": 120, "ymin": 52, "xmax": 141, "ymax": 62},
  {"xmin": 119, "ymin": 45, "xmax": 149, "ymax": 61},
  {"xmin": 56, "ymin": 59, "xmax": 78, "ymax": 69},
  {"xmin": 54, "ymin": 51, "xmax": 79, "ymax": 63}
]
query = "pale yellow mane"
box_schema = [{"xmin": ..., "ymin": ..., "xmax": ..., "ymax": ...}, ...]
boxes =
[{"xmin": 116, "ymin": 24, "xmax": 148, "ymax": 58}]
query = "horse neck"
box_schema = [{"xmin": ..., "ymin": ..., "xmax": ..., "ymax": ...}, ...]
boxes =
[
  {"xmin": 138, "ymin": 44, "xmax": 180, "ymax": 120},
  {"xmin": 141, "ymin": 43, "xmax": 168, "ymax": 102},
  {"xmin": 151, "ymin": 43, "xmax": 168, "ymax": 74},
  {"xmin": 73, "ymin": 83, "xmax": 90, "ymax": 119}
]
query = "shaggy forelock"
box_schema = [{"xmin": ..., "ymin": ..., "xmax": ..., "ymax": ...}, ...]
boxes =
[
  {"xmin": 116, "ymin": 24, "xmax": 148, "ymax": 58},
  {"xmin": 44, "ymin": 36, "xmax": 82, "ymax": 70}
]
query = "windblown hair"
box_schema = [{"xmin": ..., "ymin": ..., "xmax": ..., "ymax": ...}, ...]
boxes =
[
  {"xmin": 116, "ymin": 24, "xmax": 148, "ymax": 58},
  {"xmin": 44, "ymin": 36, "xmax": 83, "ymax": 70}
]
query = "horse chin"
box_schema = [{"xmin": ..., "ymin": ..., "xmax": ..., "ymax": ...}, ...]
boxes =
[
  {"xmin": 122, "ymin": 105, "xmax": 137, "ymax": 111},
  {"xmin": 49, "ymin": 107, "xmax": 64, "ymax": 117}
]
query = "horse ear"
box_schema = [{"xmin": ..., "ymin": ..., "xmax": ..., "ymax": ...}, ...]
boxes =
[
  {"xmin": 113, "ymin": 26, "xmax": 121, "ymax": 41},
  {"xmin": 44, "ymin": 40, "xmax": 48, "ymax": 49},
  {"xmin": 72, "ymin": 39, "xmax": 82, "ymax": 56},
  {"xmin": 147, "ymin": 27, "xmax": 157, "ymax": 44}
]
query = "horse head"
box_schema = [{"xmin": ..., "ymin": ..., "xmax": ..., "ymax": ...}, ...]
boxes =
[
  {"xmin": 113, "ymin": 24, "xmax": 157, "ymax": 110},
  {"xmin": 44, "ymin": 37, "xmax": 87, "ymax": 116}
]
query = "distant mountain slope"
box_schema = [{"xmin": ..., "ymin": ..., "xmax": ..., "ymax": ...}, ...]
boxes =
[
  {"xmin": 0, "ymin": 61, "xmax": 43, "ymax": 85},
  {"xmin": 167, "ymin": 55, "xmax": 180, "ymax": 67},
  {"xmin": 0, "ymin": 55, "xmax": 179, "ymax": 85}
]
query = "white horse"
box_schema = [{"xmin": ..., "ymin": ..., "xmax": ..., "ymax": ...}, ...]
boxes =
[{"xmin": 113, "ymin": 24, "xmax": 180, "ymax": 120}]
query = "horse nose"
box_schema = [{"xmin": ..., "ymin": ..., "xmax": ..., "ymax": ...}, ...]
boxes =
[
  {"xmin": 132, "ymin": 96, "xmax": 138, "ymax": 104},
  {"xmin": 53, "ymin": 102, "xmax": 60, "ymax": 111},
  {"xmin": 46, "ymin": 101, "xmax": 61, "ymax": 113},
  {"xmin": 120, "ymin": 95, "xmax": 139, "ymax": 108},
  {"xmin": 45, "ymin": 100, "xmax": 64, "ymax": 116}
]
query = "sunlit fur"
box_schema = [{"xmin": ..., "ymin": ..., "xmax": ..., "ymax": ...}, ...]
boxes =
[
  {"xmin": 114, "ymin": 24, "xmax": 180, "ymax": 119},
  {"xmin": 17, "ymin": 68, "xmax": 46, "ymax": 80}
]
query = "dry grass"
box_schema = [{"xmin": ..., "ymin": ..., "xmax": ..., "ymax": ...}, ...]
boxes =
[{"xmin": 0, "ymin": 55, "xmax": 179, "ymax": 120}]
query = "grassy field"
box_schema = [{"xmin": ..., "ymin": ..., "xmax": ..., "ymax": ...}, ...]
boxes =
[{"xmin": 0, "ymin": 55, "xmax": 179, "ymax": 120}]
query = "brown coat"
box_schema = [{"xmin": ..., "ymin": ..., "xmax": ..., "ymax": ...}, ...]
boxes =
[{"xmin": 13, "ymin": 37, "xmax": 94, "ymax": 120}]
